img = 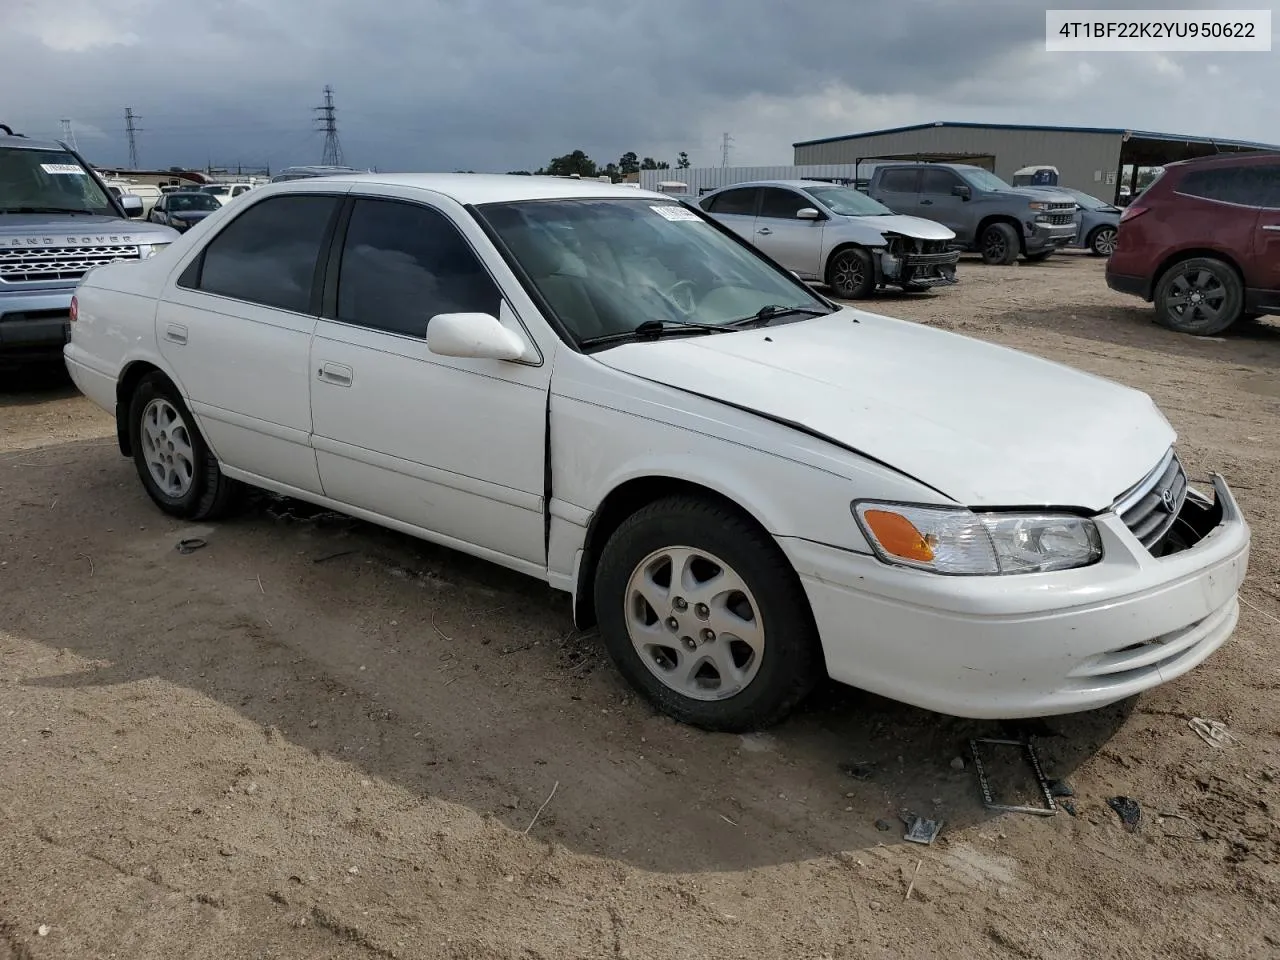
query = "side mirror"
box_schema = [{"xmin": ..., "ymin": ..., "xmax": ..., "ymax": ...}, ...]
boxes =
[
  {"xmin": 119, "ymin": 194, "xmax": 144, "ymax": 218},
  {"xmin": 796, "ymin": 207, "xmax": 821, "ymax": 220},
  {"xmin": 427, "ymin": 312, "xmax": 526, "ymax": 361},
  {"xmin": 952, "ymin": 184, "xmax": 971, "ymax": 200}
]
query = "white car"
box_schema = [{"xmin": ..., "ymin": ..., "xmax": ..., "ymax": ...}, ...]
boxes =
[
  {"xmin": 200, "ymin": 182, "xmax": 255, "ymax": 206},
  {"xmin": 63, "ymin": 174, "xmax": 1251, "ymax": 732}
]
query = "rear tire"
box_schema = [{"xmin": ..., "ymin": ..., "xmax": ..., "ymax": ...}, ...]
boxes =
[
  {"xmin": 979, "ymin": 223, "xmax": 1020, "ymax": 265},
  {"xmin": 827, "ymin": 246, "xmax": 875, "ymax": 299},
  {"xmin": 128, "ymin": 372, "xmax": 243, "ymax": 520},
  {"xmin": 1153, "ymin": 257, "xmax": 1243, "ymax": 336},
  {"xmin": 593, "ymin": 496, "xmax": 823, "ymax": 732}
]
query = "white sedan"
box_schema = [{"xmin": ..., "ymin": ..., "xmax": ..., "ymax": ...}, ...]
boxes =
[{"xmin": 63, "ymin": 174, "xmax": 1251, "ymax": 732}]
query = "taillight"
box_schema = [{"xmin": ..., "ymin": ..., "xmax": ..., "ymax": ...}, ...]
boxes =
[
  {"xmin": 69, "ymin": 295, "xmax": 78, "ymax": 322},
  {"xmin": 1119, "ymin": 204, "xmax": 1149, "ymax": 223}
]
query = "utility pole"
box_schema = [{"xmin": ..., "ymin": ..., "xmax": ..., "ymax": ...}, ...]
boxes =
[
  {"xmin": 720, "ymin": 132, "xmax": 733, "ymax": 167},
  {"xmin": 315, "ymin": 85, "xmax": 344, "ymax": 167},
  {"xmin": 124, "ymin": 107, "xmax": 141, "ymax": 169},
  {"xmin": 60, "ymin": 118, "xmax": 78, "ymax": 150}
]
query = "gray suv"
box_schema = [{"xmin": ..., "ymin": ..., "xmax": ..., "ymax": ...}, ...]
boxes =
[
  {"xmin": 1, "ymin": 125, "xmax": 179, "ymax": 366},
  {"xmin": 867, "ymin": 163, "xmax": 1079, "ymax": 265}
]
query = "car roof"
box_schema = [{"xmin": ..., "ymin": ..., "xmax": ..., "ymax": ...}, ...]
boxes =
[
  {"xmin": 704, "ymin": 180, "xmax": 849, "ymax": 192},
  {"xmin": 1163, "ymin": 150, "xmax": 1280, "ymax": 170},
  {"xmin": 261, "ymin": 172, "xmax": 673, "ymax": 204},
  {"xmin": 0, "ymin": 132, "xmax": 71, "ymax": 152}
]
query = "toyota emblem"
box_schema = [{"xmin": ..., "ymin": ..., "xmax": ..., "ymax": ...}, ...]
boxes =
[{"xmin": 1160, "ymin": 487, "xmax": 1176, "ymax": 512}]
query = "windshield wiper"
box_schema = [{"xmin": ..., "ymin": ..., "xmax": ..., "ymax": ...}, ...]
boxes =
[
  {"xmin": 726, "ymin": 303, "xmax": 832, "ymax": 328},
  {"xmin": 0, "ymin": 206, "xmax": 94, "ymax": 215},
  {"xmin": 579, "ymin": 317, "xmax": 733, "ymax": 349}
]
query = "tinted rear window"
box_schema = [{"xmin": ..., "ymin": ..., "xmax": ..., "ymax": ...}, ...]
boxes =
[{"xmin": 1176, "ymin": 165, "xmax": 1279, "ymax": 207}]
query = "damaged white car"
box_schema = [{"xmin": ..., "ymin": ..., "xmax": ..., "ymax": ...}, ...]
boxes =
[
  {"xmin": 64, "ymin": 175, "xmax": 1249, "ymax": 733},
  {"xmin": 697, "ymin": 179, "xmax": 960, "ymax": 298}
]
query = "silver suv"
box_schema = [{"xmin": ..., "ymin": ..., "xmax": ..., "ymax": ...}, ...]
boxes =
[
  {"xmin": 697, "ymin": 179, "xmax": 960, "ymax": 299},
  {"xmin": 0, "ymin": 124, "xmax": 179, "ymax": 366}
]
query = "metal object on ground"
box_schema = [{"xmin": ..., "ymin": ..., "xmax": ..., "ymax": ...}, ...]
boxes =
[
  {"xmin": 969, "ymin": 737, "xmax": 1057, "ymax": 816},
  {"xmin": 902, "ymin": 814, "xmax": 943, "ymax": 845}
]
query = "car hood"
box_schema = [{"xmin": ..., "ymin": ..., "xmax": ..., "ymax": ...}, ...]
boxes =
[
  {"xmin": 170, "ymin": 209, "xmax": 215, "ymax": 220},
  {"xmin": 594, "ymin": 309, "xmax": 1173, "ymax": 510},
  {"xmin": 845, "ymin": 213, "xmax": 954, "ymax": 241},
  {"xmin": 0, "ymin": 213, "xmax": 177, "ymax": 242},
  {"xmin": 1007, "ymin": 187, "xmax": 1077, "ymax": 204}
]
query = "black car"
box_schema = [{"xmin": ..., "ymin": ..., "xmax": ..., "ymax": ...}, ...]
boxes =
[{"xmin": 149, "ymin": 191, "xmax": 221, "ymax": 231}]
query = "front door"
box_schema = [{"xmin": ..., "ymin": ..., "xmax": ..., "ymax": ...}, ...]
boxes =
[
  {"xmin": 916, "ymin": 167, "xmax": 971, "ymax": 241},
  {"xmin": 155, "ymin": 190, "xmax": 346, "ymax": 494},
  {"xmin": 752, "ymin": 186, "xmax": 824, "ymax": 278},
  {"xmin": 308, "ymin": 191, "xmax": 551, "ymax": 571}
]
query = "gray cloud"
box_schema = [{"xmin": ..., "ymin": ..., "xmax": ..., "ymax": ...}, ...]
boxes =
[{"xmin": 1, "ymin": 0, "xmax": 1275, "ymax": 175}]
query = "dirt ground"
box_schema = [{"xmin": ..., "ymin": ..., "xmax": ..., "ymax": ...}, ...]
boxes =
[{"xmin": 2, "ymin": 252, "xmax": 1277, "ymax": 960}]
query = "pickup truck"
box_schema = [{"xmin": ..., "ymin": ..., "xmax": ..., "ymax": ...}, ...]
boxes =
[
  {"xmin": 0, "ymin": 124, "xmax": 179, "ymax": 366},
  {"xmin": 865, "ymin": 163, "xmax": 1079, "ymax": 265}
]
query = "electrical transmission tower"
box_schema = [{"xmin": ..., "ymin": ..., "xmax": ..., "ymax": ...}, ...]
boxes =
[
  {"xmin": 124, "ymin": 107, "xmax": 141, "ymax": 168},
  {"xmin": 60, "ymin": 119, "xmax": 78, "ymax": 150},
  {"xmin": 720, "ymin": 132, "xmax": 733, "ymax": 167},
  {"xmin": 315, "ymin": 85, "xmax": 344, "ymax": 166}
]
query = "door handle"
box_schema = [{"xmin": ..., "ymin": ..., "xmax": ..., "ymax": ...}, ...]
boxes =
[
  {"xmin": 757, "ymin": 227, "xmax": 772, "ymax": 235},
  {"xmin": 1262, "ymin": 224, "xmax": 1280, "ymax": 232},
  {"xmin": 317, "ymin": 361, "xmax": 353, "ymax": 386},
  {"xmin": 164, "ymin": 323, "xmax": 188, "ymax": 345},
  {"xmin": 920, "ymin": 199, "xmax": 934, "ymax": 205}
]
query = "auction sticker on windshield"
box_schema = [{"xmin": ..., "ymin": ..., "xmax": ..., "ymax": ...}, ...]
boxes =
[
  {"xmin": 40, "ymin": 164, "xmax": 86, "ymax": 175},
  {"xmin": 651, "ymin": 204, "xmax": 701, "ymax": 221}
]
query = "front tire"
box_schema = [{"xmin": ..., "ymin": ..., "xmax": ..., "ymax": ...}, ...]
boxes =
[
  {"xmin": 1153, "ymin": 257, "xmax": 1243, "ymax": 336},
  {"xmin": 593, "ymin": 496, "xmax": 823, "ymax": 732},
  {"xmin": 1088, "ymin": 225, "xmax": 1117, "ymax": 257},
  {"xmin": 128, "ymin": 373, "xmax": 242, "ymax": 520},
  {"xmin": 979, "ymin": 223, "xmax": 1020, "ymax": 265},
  {"xmin": 827, "ymin": 247, "xmax": 875, "ymax": 299}
]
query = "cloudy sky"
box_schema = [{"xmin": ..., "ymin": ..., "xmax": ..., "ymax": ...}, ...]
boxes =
[{"xmin": 1, "ymin": 0, "xmax": 1275, "ymax": 174}]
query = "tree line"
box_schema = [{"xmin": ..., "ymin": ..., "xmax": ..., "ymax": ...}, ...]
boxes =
[{"xmin": 504, "ymin": 149, "xmax": 693, "ymax": 180}]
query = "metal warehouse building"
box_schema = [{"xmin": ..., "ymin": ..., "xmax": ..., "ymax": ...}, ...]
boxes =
[{"xmin": 793, "ymin": 121, "xmax": 1280, "ymax": 203}]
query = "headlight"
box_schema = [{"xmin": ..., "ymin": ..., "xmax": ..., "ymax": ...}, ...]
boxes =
[
  {"xmin": 138, "ymin": 242, "xmax": 171, "ymax": 259},
  {"xmin": 1027, "ymin": 201, "xmax": 1050, "ymax": 211},
  {"xmin": 852, "ymin": 501, "xmax": 1101, "ymax": 575}
]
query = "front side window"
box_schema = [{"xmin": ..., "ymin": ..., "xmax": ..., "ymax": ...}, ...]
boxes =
[
  {"xmin": 0, "ymin": 146, "xmax": 115, "ymax": 215},
  {"xmin": 476, "ymin": 198, "xmax": 831, "ymax": 345},
  {"xmin": 337, "ymin": 198, "xmax": 501, "ymax": 338},
  {"xmin": 758, "ymin": 187, "xmax": 810, "ymax": 219},
  {"xmin": 802, "ymin": 184, "xmax": 893, "ymax": 216},
  {"xmin": 920, "ymin": 168, "xmax": 962, "ymax": 195},
  {"xmin": 187, "ymin": 194, "xmax": 339, "ymax": 313},
  {"xmin": 960, "ymin": 168, "xmax": 1016, "ymax": 192}
]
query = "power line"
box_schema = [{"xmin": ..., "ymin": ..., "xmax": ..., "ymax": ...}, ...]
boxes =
[
  {"xmin": 720, "ymin": 132, "xmax": 733, "ymax": 167},
  {"xmin": 314, "ymin": 85, "xmax": 344, "ymax": 167},
  {"xmin": 124, "ymin": 107, "xmax": 141, "ymax": 168}
]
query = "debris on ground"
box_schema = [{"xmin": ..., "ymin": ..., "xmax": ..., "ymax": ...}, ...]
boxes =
[
  {"xmin": 176, "ymin": 537, "xmax": 207, "ymax": 555},
  {"xmin": 970, "ymin": 737, "xmax": 1057, "ymax": 816},
  {"xmin": 902, "ymin": 814, "xmax": 943, "ymax": 845},
  {"xmin": 950, "ymin": 756, "xmax": 966, "ymax": 770},
  {"xmin": 875, "ymin": 818, "xmax": 894, "ymax": 832},
  {"xmin": 1108, "ymin": 796, "xmax": 1142, "ymax": 833},
  {"xmin": 1048, "ymin": 779, "xmax": 1075, "ymax": 798},
  {"xmin": 838, "ymin": 761, "xmax": 875, "ymax": 781},
  {"xmin": 1188, "ymin": 718, "xmax": 1240, "ymax": 749}
]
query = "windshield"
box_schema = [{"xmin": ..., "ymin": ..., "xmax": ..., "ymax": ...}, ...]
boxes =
[
  {"xmin": 960, "ymin": 168, "xmax": 1016, "ymax": 192},
  {"xmin": 1063, "ymin": 188, "xmax": 1110, "ymax": 210},
  {"xmin": 801, "ymin": 185, "xmax": 893, "ymax": 216},
  {"xmin": 169, "ymin": 193, "xmax": 221, "ymax": 212},
  {"xmin": 477, "ymin": 198, "xmax": 830, "ymax": 346},
  {"xmin": 0, "ymin": 146, "xmax": 115, "ymax": 215},
  {"xmin": 202, "ymin": 185, "xmax": 229, "ymax": 195}
]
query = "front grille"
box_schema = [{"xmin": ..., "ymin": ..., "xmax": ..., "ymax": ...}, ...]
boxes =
[
  {"xmin": 1047, "ymin": 213, "xmax": 1075, "ymax": 226},
  {"xmin": 0, "ymin": 245, "xmax": 141, "ymax": 283},
  {"xmin": 902, "ymin": 250, "xmax": 961, "ymax": 266},
  {"xmin": 1112, "ymin": 448, "xmax": 1188, "ymax": 551}
]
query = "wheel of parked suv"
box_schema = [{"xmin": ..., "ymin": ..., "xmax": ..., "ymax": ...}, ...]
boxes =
[
  {"xmin": 128, "ymin": 372, "xmax": 243, "ymax": 520},
  {"xmin": 593, "ymin": 495, "xmax": 823, "ymax": 732},
  {"xmin": 979, "ymin": 223, "xmax": 1020, "ymax": 265},
  {"xmin": 827, "ymin": 246, "xmax": 875, "ymax": 299},
  {"xmin": 1153, "ymin": 257, "xmax": 1244, "ymax": 336},
  {"xmin": 1088, "ymin": 226, "xmax": 1118, "ymax": 257}
]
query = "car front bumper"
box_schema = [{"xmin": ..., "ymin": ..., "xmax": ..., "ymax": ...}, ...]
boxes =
[
  {"xmin": 779, "ymin": 475, "xmax": 1250, "ymax": 719},
  {"xmin": 0, "ymin": 289, "xmax": 73, "ymax": 362},
  {"xmin": 1025, "ymin": 222, "xmax": 1078, "ymax": 253}
]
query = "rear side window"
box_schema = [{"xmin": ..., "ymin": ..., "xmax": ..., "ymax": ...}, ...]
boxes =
[
  {"xmin": 878, "ymin": 169, "xmax": 919, "ymax": 193},
  {"xmin": 1176, "ymin": 165, "xmax": 1280, "ymax": 207},
  {"xmin": 707, "ymin": 187, "xmax": 758, "ymax": 216},
  {"xmin": 184, "ymin": 194, "xmax": 339, "ymax": 313},
  {"xmin": 336, "ymin": 198, "xmax": 502, "ymax": 338}
]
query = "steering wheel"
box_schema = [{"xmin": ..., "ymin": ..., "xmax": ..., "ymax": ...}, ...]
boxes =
[{"xmin": 664, "ymin": 279, "xmax": 699, "ymax": 315}]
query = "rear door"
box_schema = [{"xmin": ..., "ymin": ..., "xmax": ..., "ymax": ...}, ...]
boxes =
[
  {"xmin": 1249, "ymin": 164, "xmax": 1280, "ymax": 307},
  {"xmin": 701, "ymin": 187, "xmax": 760, "ymax": 245},
  {"xmin": 872, "ymin": 167, "xmax": 920, "ymax": 216},
  {"xmin": 753, "ymin": 186, "xmax": 824, "ymax": 277}
]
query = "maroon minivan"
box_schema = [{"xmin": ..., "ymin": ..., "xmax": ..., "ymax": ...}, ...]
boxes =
[{"xmin": 1106, "ymin": 153, "xmax": 1280, "ymax": 335}]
